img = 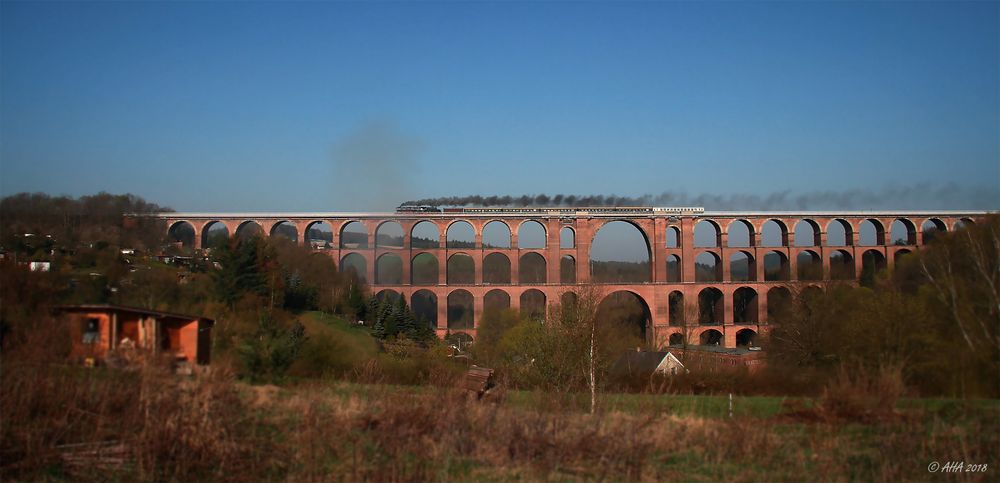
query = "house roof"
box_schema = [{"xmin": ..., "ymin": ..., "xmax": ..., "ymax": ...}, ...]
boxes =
[
  {"xmin": 610, "ymin": 351, "xmax": 677, "ymax": 378},
  {"xmin": 55, "ymin": 304, "xmax": 214, "ymax": 325}
]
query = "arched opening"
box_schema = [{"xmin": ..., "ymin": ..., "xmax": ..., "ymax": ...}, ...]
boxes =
[
  {"xmin": 270, "ymin": 221, "xmax": 298, "ymax": 242},
  {"xmin": 733, "ymin": 287, "xmax": 759, "ymax": 324},
  {"xmin": 482, "ymin": 221, "xmax": 511, "ymax": 249},
  {"xmin": 518, "ymin": 220, "xmax": 546, "ymax": 249},
  {"xmin": 446, "ymin": 221, "xmax": 475, "ymax": 249},
  {"xmin": 760, "ymin": 220, "xmax": 788, "ymax": 247},
  {"xmin": 411, "ymin": 290, "xmax": 437, "ymax": 327},
  {"xmin": 168, "ymin": 221, "xmax": 195, "ymax": 248},
  {"xmin": 447, "ymin": 253, "xmax": 474, "ymax": 285},
  {"xmin": 375, "ymin": 289, "xmax": 401, "ymax": 305},
  {"xmin": 694, "ymin": 220, "xmax": 721, "ymax": 247},
  {"xmin": 668, "ymin": 291, "xmax": 684, "ymax": 326},
  {"xmin": 698, "ymin": 287, "xmax": 724, "ymax": 325},
  {"xmin": 695, "ymin": 251, "xmax": 722, "ymax": 282},
  {"xmin": 447, "ymin": 289, "xmax": 474, "ymax": 330},
  {"xmin": 764, "ymin": 251, "xmax": 790, "ymax": 281},
  {"xmin": 340, "ymin": 221, "xmax": 368, "ymax": 249},
  {"xmin": 375, "ymin": 221, "xmax": 404, "ymax": 249},
  {"xmin": 858, "ymin": 219, "xmax": 885, "ymax": 246},
  {"xmin": 665, "ymin": 226, "xmax": 681, "ymax": 248},
  {"xmin": 793, "ymin": 220, "xmax": 820, "ymax": 247},
  {"xmin": 954, "ymin": 218, "xmax": 975, "ymax": 230},
  {"xmin": 483, "ymin": 253, "xmax": 511, "ymax": 284},
  {"xmin": 560, "ymin": 227, "xmax": 575, "ymax": 249},
  {"xmin": 235, "ymin": 221, "xmax": 264, "ymax": 241},
  {"xmin": 201, "ymin": 221, "xmax": 229, "ymax": 249},
  {"xmin": 411, "ymin": 253, "xmax": 439, "ymax": 285},
  {"xmin": 826, "ymin": 219, "xmax": 852, "ymax": 246},
  {"xmin": 727, "ymin": 220, "xmax": 753, "ymax": 248},
  {"xmin": 560, "ymin": 255, "xmax": 576, "ymax": 284},
  {"xmin": 735, "ymin": 328, "xmax": 757, "ymax": 347},
  {"xmin": 596, "ymin": 291, "xmax": 651, "ymax": 344},
  {"xmin": 519, "ymin": 252, "xmax": 546, "ymax": 284},
  {"xmin": 922, "ymin": 218, "xmax": 947, "ymax": 244},
  {"xmin": 796, "ymin": 250, "xmax": 822, "ymax": 281},
  {"xmin": 729, "ymin": 251, "xmax": 755, "ymax": 282},
  {"xmin": 484, "ymin": 289, "xmax": 511, "ymax": 314},
  {"xmin": 374, "ymin": 253, "xmax": 402, "ymax": 285},
  {"xmin": 340, "ymin": 253, "xmax": 367, "ymax": 283},
  {"xmin": 668, "ymin": 333, "xmax": 684, "ymax": 346},
  {"xmin": 560, "ymin": 291, "xmax": 578, "ymax": 309},
  {"xmin": 799, "ymin": 286, "xmax": 824, "ymax": 313},
  {"xmin": 830, "ymin": 250, "xmax": 855, "ymax": 280},
  {"xmin": 767, "ymin": 286, "xmax": 792, "ymax": 323},
  {"xmin": 304, "ymin": 221, "xmax": 332, "ymax": 250},
  {"xmin": 666, "ymin": 255, "xmax": 681, "ymax": 282},
  {"xmin": 699, "ymin": 329, "xmax": 723, "ymax": 346},
  {"xmin": 589, "ymin": 221, "xmax": 651, "ymax": 283},
  {"xmin": 894, "ymin": 249, "xmax": 912, "ymax": 265},
  {"xmin": 861, "ymin": 249, "xmax": 886, "ymax": 287},
  {"xmin": 520, "ymin": 289, "xmax": 546, "ymax": 320},
  {"xmin": 410, "ymin": 221, "xmax": 440, "ymax": 249},
  {"xmin": 890, "ymin": 219, "xmax": 917, "ymax": 245}
]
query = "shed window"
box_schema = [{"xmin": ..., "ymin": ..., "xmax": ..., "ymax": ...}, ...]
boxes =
[{"xmin": 83, "ymin": 318, "xmax": 100, "ymax": 344}]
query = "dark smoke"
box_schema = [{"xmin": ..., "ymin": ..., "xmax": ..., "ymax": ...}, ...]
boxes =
[{"xmin": 403, "ymin": 183, "xmax": 999, "ymax": 210}]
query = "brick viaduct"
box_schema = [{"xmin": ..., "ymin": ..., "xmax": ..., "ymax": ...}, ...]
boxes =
[{"xmin": 152, "ymin": 207, "xmax": 988, "ymax": 349}]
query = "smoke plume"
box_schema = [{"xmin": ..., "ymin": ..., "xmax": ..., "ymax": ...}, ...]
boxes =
[
  {"xmin": 403, "ymin": 183, "xmax": 999, "ymax": 210},
  {"xmin": 333, "ymin": 120, "xmax": 424, "ymax": 211}
]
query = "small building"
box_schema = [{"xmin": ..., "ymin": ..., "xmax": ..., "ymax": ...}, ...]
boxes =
[
  {"xmin": 669, "ymin": 345, "xmax": 767, "ymax": 374},
  {"xmin": 57, "ymin": 304, "xmax": 214, "ymax": 366},
  {"xmin": 610, "ymin": 350, "xmax": 686, "ymax": 381}
]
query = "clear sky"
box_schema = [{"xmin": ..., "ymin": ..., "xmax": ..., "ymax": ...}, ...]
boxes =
[{"xmin": 2, "ymin": 1, "xmax": 998, "ymax": 212}]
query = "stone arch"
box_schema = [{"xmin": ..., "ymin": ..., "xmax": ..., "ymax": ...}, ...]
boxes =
[
  {"xmin": 861, "ymin": 249, "xmax": 886, "ymax": 287},
  {"xmin": 922, "ymin": 218, "xmax": 947, "ymax": 244},
  {"xmin": 760, "ymin": 220, "xmax": 789, "ymax": 247},
  {"xmin": 168, "ymin": 220, "xmax": 196, "ymax": 247},
  {"xmin": 894, "ymin": 248, "xmax": 913, "ymax": 264},
  {"xmin": 826, "ymin": 219, "xmax": 853, "ymax": 246},
  {"xmin": 698, "ymin": 287, "xmax": 724, "ymax": 325},
  {"xmin": 484, "ymin": 289, "xmax": 511, "ymax": 313},
  {"xmin": 270, "ymin": 220, "xmax": 298, "ymax": 242},
  {"xmin": 375, "ymin": 221, "xmax": 404, "ymax": 249},
  {"xmin": 727, "ymin": 219, "xmax": 754, "ymax": 248},
  {"xmin": 695, "ymin": 251, "xmax": 722, "ymax": 282},
  {"xmin": 668, "ymin": 290, "xmax": 684, "ymax": 326},
  {"xmin": 794, "ymin": 219, "xmax": 821, "ymax": 247},
  {"xmin": 447, "ymin": 253, "xmax": 475, "ymax": 285},
  {"xmin": 447, "ymin": 289, "xmax": 474, "ymax": 330},
  {"xmin": 666, "ymin": 254, "xmax": 681, "ymax": 282},
  {"xmin": 340, "ymin": 253, "xmax": 367, "ymax": 282},
  {"xmin": 235, "ymin": 221, "xmax": 264, "ymax": 240},
  {"xmin": 520, "ymin": 289, "xmax": 547, "ymax": 320},
  {"xmin": 735, "ymin": 328, "xmax": 757, "ymax": 347},
  {"xmin": 699, "ymin": 329, "xmax": 723, "ymax": 346},
  {"xmin": 733, "ymin": 287, "xmax": 759, "ymax": 324},
  {"xmin": 764, "ymin": 251, "xmax": 790, "ymax": 281},
  {"xmin": 201, "ymin": 221, "xmax": 230, "ymax": 249},
  {"xmin": 410, "ymin": 221, "xmax": 440, "ymax": 249},
  {"xmin": 560, "ymin": 291, "xmax": 578, "ymax": 309},
  {"xmin": 446, "ymin": 220, "xmax": 476, "ymax": 249},
  {"xmin": 954, "ymin": 218, "xmax": 975, "ymax": 230},
  {"xmin": 518, "ymin": 220, "xmax": 546, "ymax": 249},
  {"xmin": 411, "ymin": 252, "xmax": 439, "ymax": 285},
  {"xmin": 519, "ymin": 252, "xmax": 547, "ymax": 284},
  {"xmin": 858, "ymin": 219, "xmax": 885, "ymax": 246},
  {"xmin": 411, "ymin": 290, "xmax": 437, "ymax": 327},
  {"xmin": 560, "ymin": 255, "xmax": 576, "ymax": 284},
  {"xmin": 665, "ymin": 226, "xmax": 681, "ymax": 248},
  {"xmin": 830, "ymin": 250, "xmax": 855, "ymax": 280},
  {"xmin": 340, "ymin": 221, "xmax": 368, "ymax": 249},
  {"xmin": 694, "ymin": 220, "xmax": 722, "ymax": 247},
  {"xmin": 483, "ymin": 252, "xmax": 511, "ymax": 284},
  {"xmin": 890, "ymin": 218, "xmax": 917, "ymax": 245},
  {"xmin": 304, "ymin": 221, "xmax": 333, "ymax": 250},
  {"xmin": 589, "ymin": 220, "xmax": 652, "ymax": 283},
  {"xmin": 730, "ymin": 251, "xmax": 755, "ymax": 282},
  {"xmin": 375, "ymin": 289, "xmax": 401, "ymax": 304},
  {"xmin": 374, "ymin": 253, "xmax": 403, "ymax": 285},
  {"xmin": 482, "ymin": 221, "xmax": 512, "ymax": 249},
  {"xmin": 668, "ymin": 333, "xmax": 685, "ymax": 346},
  {"xmin": 560, "ymin": 226, "xmax": 575, "ymax": 249},
  {"xmin": 597, "ymin": 290, "xmax": 652, "ymax": 342},
  {"xmin": 796, "ymin": 250, "xmax": 822, "ymax": 281},
  {"xmin": 767, "ymin": 286, "xmax": 792, "ymax": 323}
]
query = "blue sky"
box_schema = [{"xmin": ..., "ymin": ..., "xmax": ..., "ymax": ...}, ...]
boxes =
[{"xmin": 2, "ymin": 1, "xmax": 998, "ymax": 212}]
